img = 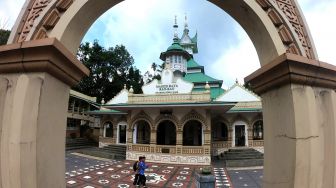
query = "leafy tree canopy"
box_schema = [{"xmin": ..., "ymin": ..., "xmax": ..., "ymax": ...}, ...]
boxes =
[
  {"xmin": 143, "ymin": 62, "xmax": 165, "ymax": 84},
  {"xmin": 74, "ymin": 40, "xmax": 143, "ymax": 103},
  {"xmin": 0, "ymin": 29, "xmax": 10, "ymax": 45}
]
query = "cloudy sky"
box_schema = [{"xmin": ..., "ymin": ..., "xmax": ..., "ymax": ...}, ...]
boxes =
[{"xmin": 0, "ymin": 0, "xmax": 335, "ymax": 88}]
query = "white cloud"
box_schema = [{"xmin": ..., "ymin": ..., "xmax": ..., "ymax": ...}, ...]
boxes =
[
  {"xmin": 0, "ymin": 0, "xmax": 25, "ymax": 29},
  {"xmin": 209, "ymin": 26, "xmax": 259, "ymax": 87},
  {"xmin": 298, "ymin": 0, "xmax": 336, "ymax": 64},
  {"xmin": 85, "ymin": 0, "xmax": 188, "ymax": 72},
  {"xmin": 0, "ymin": 0, "xmax": 334, "ymax": 81}
]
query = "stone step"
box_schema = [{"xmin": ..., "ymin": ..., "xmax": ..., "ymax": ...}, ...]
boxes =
[
  {"xmin": 66, "ymin": 138, "xmax": 98, "ymax": 150},
  {"xmin": 223, "ymin": 148, "xmax": 264, "ymax": 167},
  {"xmin": 225, "ymin": 159, "xmax": 264, "ymax": 167},
  {"xmin": 78, "ymin": 147, "xmax": 126, "ymax": 160},
  {"xmin": 224, "ymin": 153, "xmax": 263, "ymax": 158}
]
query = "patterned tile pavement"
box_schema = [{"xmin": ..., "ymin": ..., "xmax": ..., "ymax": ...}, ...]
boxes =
[
  {"xmin": 227, "ymin": 169, "xmax": 263, "ymax": 188},
  {"xmin": 65, "ymin": 152, "xmax": 262, "ymax": 188}
]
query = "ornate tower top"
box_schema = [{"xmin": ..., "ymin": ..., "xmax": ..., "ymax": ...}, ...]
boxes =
[
  {"xmin": 173, "ymin": 15, "xmax": 179, "ymax": 42},
  {"xmin": 179, "ymin": 14, "xmax": 198, "ymax": 55}
]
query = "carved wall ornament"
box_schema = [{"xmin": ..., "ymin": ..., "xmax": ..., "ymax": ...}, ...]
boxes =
[
  {"xmin": 181, "ymin": 110, "xmax": 208, "ymax": 130},
  {"xmin": 129, "ymin": 111, "xmax": 153, "ymax": 130},
  {"xmin": 154, "ymin": 114, "xmax": 180, "ymax": 130},
  {"xmin": 255, "ymin": 0, "xmax": 316, "ymax": 59}
]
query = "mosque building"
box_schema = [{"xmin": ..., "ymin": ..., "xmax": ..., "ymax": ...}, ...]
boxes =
[{"xmin": 89, "ymin": 17, "xmax": 264, "ymax": 165}]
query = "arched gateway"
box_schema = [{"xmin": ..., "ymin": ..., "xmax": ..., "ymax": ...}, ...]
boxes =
[{"xmin": 0, "ymin": 0, "xmax": 335, "ymax": 188}]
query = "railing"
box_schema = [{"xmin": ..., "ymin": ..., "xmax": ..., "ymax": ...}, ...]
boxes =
[
  {"xmin": 211, "ymin": 141, "xmax": 231, "ymax": 148},
  {"xmin": 126, "ymin": 144, "xmax": 205, "ymax": 155},
  {"xmin": 99, "ymin": 137, "xmax": 114, "ymax": 143},
  {"xmin": 182, "ymin": 147, "xmax": 204, "ymax": 154},
  {"xmin": 128, "ymin": 92, "xmax": 211, "ymax": 104},
  {"xmin": 252, "ymin": 140, "xmax": 264, "ymax": 147},
  {"xmin": 130, "ymin": 144, "xmax": 151, "ymax": 152},
  {"xmin": 155, "ymin": 145, "xmax": 176, "ymax": 154}
]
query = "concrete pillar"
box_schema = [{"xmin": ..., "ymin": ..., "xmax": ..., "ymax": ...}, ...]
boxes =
[
  {"xmin": 0, "ymin": 38, "xmax": 89, "ymax": 188},
  {"xmin": 150, "ymin": 129, "xmax": 156, "ymax": 145},
  {"xmin": 245, "ymin": 53, "xmax": 336, "ymax": 188},
  {"xmin": 126, "ymin": 128, "xmax": 133, "ymax": 144},
  {"xmin": 176, "ymin": 130, "xmax": 183, "ymax": 145}
]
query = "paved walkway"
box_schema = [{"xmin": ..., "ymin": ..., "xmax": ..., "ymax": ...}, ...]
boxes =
[{"xmin": 65, "ymin": 152, "xmax": 262, "ymax": 188}]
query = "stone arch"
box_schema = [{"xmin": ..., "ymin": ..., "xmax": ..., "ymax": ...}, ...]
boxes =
[
  {"xmin": 129, "ymin": 111, "xmax": 153, "ymax": 131},
  {"xmin": 212, "ymin": 116, "xmax": 230, "ymax": 142},
  {"xmin": 212, "ymin": 115, "xmax": 230, "ymax": 127},
  {"xmin": 232, "ymin": 114, "xmax": 250, "ymax": 128},
  {"xmin": 252, "ymin": 119, "xmax": 264, "ymax": 140},
  {"xmin": 156, "ymin": 120, "xmax": 177, "ymax": 146},
  {"xmin": 102, "ymin": 121, "xmax": 113, "ymax": 138},
  {"xmin": 154, "ymin": 114, "xmax": 180, "ymax": 131},
  {"xmin": 181, "ymin": 110, "xmax": 207, "ymax": 131},
  {"xmin": 8, "ymin": 0, "xmax": 317, "ymax": 66}
]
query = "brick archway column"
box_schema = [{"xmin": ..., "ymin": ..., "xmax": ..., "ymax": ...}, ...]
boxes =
[
  {"xmin": 245, "ymin": 53, "xmax": 336, "ymax": 188},
  {"xmin": 0, "ymin": 38, "xmax": 89, "ymax": 188}
]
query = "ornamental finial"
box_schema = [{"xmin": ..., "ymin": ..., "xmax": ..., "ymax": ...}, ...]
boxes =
[
  {"xmin": 129, "ymin": 85, "xmax": 134, "ymax": 93},
  {"xmin": 184, "ymin": 13, "xmax": 188, "ymax": 29},
  {"xmin": 173, "ymin": 15, "xmax": 179, "ymax": 42}
]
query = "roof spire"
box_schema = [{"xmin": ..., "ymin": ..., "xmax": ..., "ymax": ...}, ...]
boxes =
[
  {"xmin": 184, "ymin": 13, "xmax": 189, "ymax": 34},
  {"xmin": 173, "ymin": 15, "xmax": 179, "ymax": 42}
]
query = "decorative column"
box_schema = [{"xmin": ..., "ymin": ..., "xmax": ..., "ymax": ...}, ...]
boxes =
[
  {"xmin": 0, "ymin": 38, "xmax": 89, "ymax": 188},
  {"xmin": 248, "ymin": 123, "xmax": 253, "ymax": 147},
  {"xmin": 228, "ymin": 124, "xmax": 233, "ymax": 147},
  {"xmin": 203, "ymin": 110, "xmax": 211, "ymax": 156},
  {"xmin": 112, "ymin": 120, "xmax": 118, "ymax": 144},
  {"xmin": 176, "ymin": 128, "xmax": 183, "ymax": 154},
  {"xmin": 126, "ymin": 112, "xmax": 133, "ymax": 144},
  {"xmin": 150, "ymin": 129, "xmax": 157, "ymax": 145},
  {"xmin": 245, "ymin": 53, "xmax": 336, "ymax": 188}
]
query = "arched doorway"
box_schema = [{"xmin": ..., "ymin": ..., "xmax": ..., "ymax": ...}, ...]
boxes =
[
  {"xmin": 103, "ymin": 121, "xmax": 113, "ymax": 138},
  {"xmin": 157, "ymin": 120, "xmax": 176, "ymax": 145},
  {"xmin": 133, "ymin": 120, "xmax": 151, "ymax": 144},
  {"xmin": 212, "ymin": 122, "xmax": 228, "ymax": 141},
  {"xmin": 183, "ymin": 120, "xmax": 203, "ymax": 146},
  {"xmin": 253, "ymin": 120, "xmax": 263, "ymax": 140},
  {"xmin": 117, "ymin": 123, "xmax": 127, "ymax": 144},
  {"xmin": 232, "ymin": 121, "xmax": 248, "ymax": 147}
]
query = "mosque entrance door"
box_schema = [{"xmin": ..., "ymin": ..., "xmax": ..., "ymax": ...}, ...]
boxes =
[
  {"xmin": 235, "ymin": 125, "xmax": 245, "ymax": 147},
  {"xmin": 119, "ymin": 124, "xmax": 127, "ymax": 144}
]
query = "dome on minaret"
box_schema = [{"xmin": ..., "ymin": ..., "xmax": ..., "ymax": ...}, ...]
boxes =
[{"xmin": 159, "ymin": 16, "xmax": 192, "ymax": 77}]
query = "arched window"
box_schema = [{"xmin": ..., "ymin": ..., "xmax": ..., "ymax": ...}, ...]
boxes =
[
  {"xmin": 183, "ymin": 120, "xmax": 202, "ymax": 146},
  {"xmin": 104, "ymin": 121, "xmax": 113, "ymax": 138},
  {"xmin": 212, "ymin": 122, "xmax": 228, "ymax": 141},
  {"xmin": 134, "ymin": 120, "xmax": 151, "ymax": 144},
  {"xmin": 253, "ymin": 120, "xmax": 263, "ymax": 140},
  {"xmin": 157, "ymin": 120, "xmax": 176, "ymax": 145}
]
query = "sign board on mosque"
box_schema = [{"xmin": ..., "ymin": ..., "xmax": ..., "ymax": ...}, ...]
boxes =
[
  {"xmin": 142, "ymin": 69, "xmax": 193, "ymax": 95},
  {"xmin": 156, "ymin": 84, "xmax": 179, "ymax": 93}
]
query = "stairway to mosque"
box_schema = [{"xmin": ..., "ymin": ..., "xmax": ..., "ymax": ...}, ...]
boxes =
[
  {"xmin": 223, "ymin": 148, "xmax": 264, "ymax": 167},
  {"xmin": 66, "ymin": 138, "xmax": 98, "ymax": 151},
  {"xmin": 76, "ymin": 144, "xmax": 127, "ymax": 160}
]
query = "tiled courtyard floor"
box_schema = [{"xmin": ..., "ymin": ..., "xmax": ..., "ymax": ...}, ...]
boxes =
[{"xmin": 65, "ymin": 152, "xmax": 262, "ymax": 188}]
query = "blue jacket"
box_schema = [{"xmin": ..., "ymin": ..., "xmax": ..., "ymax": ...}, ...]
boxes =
[{"xmin": 138, "ymin": 161, "xmax": 148, "ymax": 175}]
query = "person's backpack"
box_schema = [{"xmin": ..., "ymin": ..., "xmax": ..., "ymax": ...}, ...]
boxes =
[{"xmin": 133, "ymin": 161, "xmax": 139, "ymax": 172}]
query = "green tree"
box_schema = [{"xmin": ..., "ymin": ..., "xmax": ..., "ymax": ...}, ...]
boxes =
[
  {"xmin": 144, "ymin": 62, "xmax": 165, "ymax": 83},
  {"xmin": 74, "ymin": 40, "xmax": 144, "ymax": 103},
  {"xmin": 0, "ymin": 29, "xmax": 10, "ymax": 45}
]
